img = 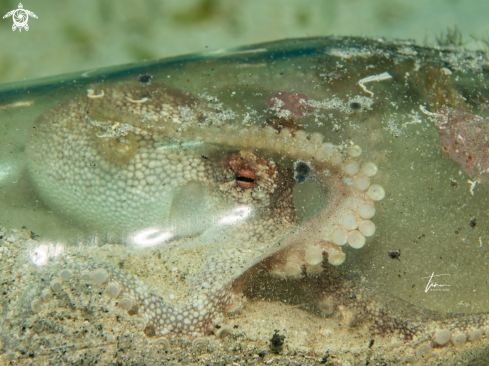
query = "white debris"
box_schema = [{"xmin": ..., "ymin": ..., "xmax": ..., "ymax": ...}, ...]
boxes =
[
  {"xmin": 358, "ymin": 72, "xmax": 393, "ymax": 97},
  {"xmin": 467, "ymin": 179, "xmax": 477, "ymax": 196}
]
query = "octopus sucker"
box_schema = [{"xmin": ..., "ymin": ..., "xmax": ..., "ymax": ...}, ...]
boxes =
[{"xmin": 2, "ymin": 37, "xmax": 489, "ymax": 364}]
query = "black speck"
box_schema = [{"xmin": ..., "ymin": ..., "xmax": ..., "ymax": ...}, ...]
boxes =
[
  {"xmin": 318, "ymin": 351, "xmax": 330, "ymax": 364},
  {"xmin": 270, "ymin": 330, "xmax": 285, "ymax": 353},
  {"xmin": 201, "ymin": 154, "xmax": 208, "ymax": 159},
  {"xmin": 388, "ymin": 249, "xmax": 401, "ymax": 260},
  {"xmin": 469, "ymin": 218, "xmax": 477, "ymax": 228},
  {"xmin": 138, "ymin": 74, "xmax": 152, "ymax": 84},
  {"xmin": 233, "ymin": 324, "xmax": 239, "ymax": 329},
  {"xmin": 368, "ymin": 339, "xmax": 375, "ymax": 348},
  {"xmin": 349, "ymin": 294, "xmax": 356, "ymax": 300},
  {"xmin": 350, "ymin": 102, "xmax": 361, "ymax": 110}
]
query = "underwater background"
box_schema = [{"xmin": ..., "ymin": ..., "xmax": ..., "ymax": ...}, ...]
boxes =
[{"xmin": 0, "ymin": 0, "xmax": 489, "ymax": 84}]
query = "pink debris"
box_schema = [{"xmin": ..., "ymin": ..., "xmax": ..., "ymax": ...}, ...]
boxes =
[
  {"xmin": 266, "ymin": 91, "xmax": 315, "ymax": 118},
  {"xmin": 436, "ymin": 107, "xmax": 489, "ymax": 183}
]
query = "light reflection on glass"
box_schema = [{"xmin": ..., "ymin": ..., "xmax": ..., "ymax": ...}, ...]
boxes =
[
  {"xmin": 0, "ymin": 161, "xmax": 15, "ymax": 184},
  {"xmin": 219, "ymin": 206, "xmax": 252, "ymax": 225},
  {"xmin": 30, "ymin": 243, "xmax": 65, "ymax": 266},
  {"xmin": 131, "ymin": 228, "xmax": 173, "ymax": 247}
]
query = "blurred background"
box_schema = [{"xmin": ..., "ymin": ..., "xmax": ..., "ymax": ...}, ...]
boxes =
[{"xmin": 0, "ymin": 0, "xmax": 488, "ymax": 84}]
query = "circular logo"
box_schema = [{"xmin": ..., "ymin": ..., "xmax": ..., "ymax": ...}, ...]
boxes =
[
  {"xmin": 12, "ymin": 8, "xmax": 29, "ymax": 29},
  {"xmin": 3, "ymin": 3, "xmax": 38, "ymax": 32}
]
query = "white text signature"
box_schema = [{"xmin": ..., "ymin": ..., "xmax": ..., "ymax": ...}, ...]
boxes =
[{"xmin": 421, "ymin": 272, "xmax": 451, "ymax": 292}]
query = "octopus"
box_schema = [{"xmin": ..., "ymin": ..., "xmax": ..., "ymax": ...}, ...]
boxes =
[{"xmin": 1, "ymin": 37, "xmax": 489, "ymax": 364}]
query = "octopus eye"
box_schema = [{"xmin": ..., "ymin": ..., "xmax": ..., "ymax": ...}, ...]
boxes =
[
  {"xmin": 235, "ymin": 169, "xmax": 257, "ymax": 188},
  {"xmin": 218, "ymin": 151, "xmax": 280, "ymax": 204}
]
